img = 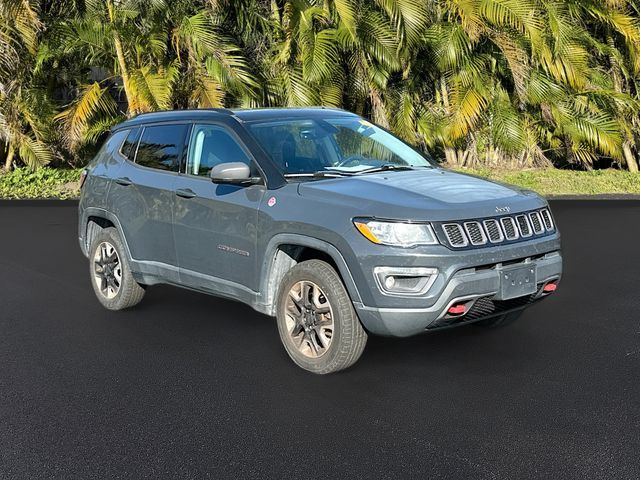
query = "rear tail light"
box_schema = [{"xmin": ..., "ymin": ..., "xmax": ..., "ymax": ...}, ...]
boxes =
[{"xmin": 543, "ymin": 282, "xmax": 558, "ymax": 293}]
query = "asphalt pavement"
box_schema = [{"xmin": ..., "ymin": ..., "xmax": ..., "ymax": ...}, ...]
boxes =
[{"xmin": 0, "ymin": 200, "xmax": 639, "ymax": 479}]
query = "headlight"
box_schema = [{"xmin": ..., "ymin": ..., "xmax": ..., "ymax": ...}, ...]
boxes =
[{"xmin": 353, "ymin": 219, "xmax": 439, "ymax": 247}]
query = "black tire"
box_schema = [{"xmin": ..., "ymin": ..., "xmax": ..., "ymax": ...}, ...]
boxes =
[
  {"xmin": 89, "ymin": 227, "xmax": 145, "ymax": 311},
  {"xmin": 472, "ymin": 310, "xmax": 524, "ymax": 328},
  {"xmin": 276, "ymin": 260, "xmax": 367, "ymax": 374}
]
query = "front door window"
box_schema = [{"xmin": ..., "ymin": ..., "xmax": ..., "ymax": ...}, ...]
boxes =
[{"xmin": 186, "ymin": 125, "xmax": 253, "ymax": 177}]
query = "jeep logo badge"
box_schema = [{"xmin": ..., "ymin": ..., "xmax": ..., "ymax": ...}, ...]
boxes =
[{"xmin": 495, "ymin": 206, "xmax": 511, "ymax": 213}]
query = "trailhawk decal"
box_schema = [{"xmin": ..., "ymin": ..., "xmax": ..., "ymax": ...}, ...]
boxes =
[{"xmin": 217, "ymin": 244, "xmax": 250, "ymax": 257}]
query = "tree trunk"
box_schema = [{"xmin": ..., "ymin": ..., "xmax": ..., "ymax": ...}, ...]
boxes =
[
  {"xmin": 622, "ymin": 143, "xmax": 639, "ymax": 173},
  {"xmin": 444, "ymin": 147, "xmax": 458, "ymax": 166},
  {"xmin": 4, "ymin": 144, "xmax": 15, "ymax": 172},
  {"xmin": 107, "ymin": 0, "xmax": 136, "ymax": 116}
]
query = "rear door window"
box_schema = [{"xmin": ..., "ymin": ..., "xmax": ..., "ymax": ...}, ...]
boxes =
[{"xmin": 135, "ymin": 124, "xmax": 189, "ymax": 172}]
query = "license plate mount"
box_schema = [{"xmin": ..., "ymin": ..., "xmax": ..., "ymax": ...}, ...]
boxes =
[{"xmin": 495, "ymin": 264, "xmax": 537, "ymax": 300}]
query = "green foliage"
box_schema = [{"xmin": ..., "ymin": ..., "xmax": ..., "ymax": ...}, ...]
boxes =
[
  {"xmin": 459, "ymin": 168, "xmax": 640, "ymax": 196},
  {"xmin": 0, "ymin": 167, "xmax": 81, "ymax": 198},
  {"xmin": 2, "ymin": 0, "xmax": 640, "ymax": 174},
  {"xmin": 2, "ymin": 166, "xmax": 637, "ymax": 199}
]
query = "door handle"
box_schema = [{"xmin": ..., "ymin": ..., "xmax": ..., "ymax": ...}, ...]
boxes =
[
  {"xmin": 114, "ymin": 177, "xmax": 132, "ymax": 186},
  {"xmin": 175, "ymin": 188, "xmax": 197, "ymax": 199}
]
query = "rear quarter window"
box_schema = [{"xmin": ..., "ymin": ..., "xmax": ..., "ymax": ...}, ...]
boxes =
[{"xmin": 120, "ymin": 128, "xmax": 141, "ymax": 161}]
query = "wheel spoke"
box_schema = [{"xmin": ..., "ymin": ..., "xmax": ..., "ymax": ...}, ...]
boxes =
[
  {"xmin": 290, "ymin": 322, "xmax": 304, "ymax": 338},
  {"xmin": 302, "ymin": 282, "xmax": 311, "ymax": 306},
  {"xmin": 287, "ymin": 302, "xmax": 302, "ymax": 317},
  {"xmin": 296, "ymin": 332, "xmax": 308, "ymax": 350},
  {"xmin": 315, "ymin": 327, "xmax": 332, "ymax": 349},
  {"xmin": 114, "ymin": 266, "xmax": 122, "ymax": 283},
  {"xmin": 307, "ymin": 331, "xmax": 320, "ymax": 354}
]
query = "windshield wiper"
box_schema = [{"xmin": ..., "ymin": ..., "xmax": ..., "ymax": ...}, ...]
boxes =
[
  {"xmin": 351, "ymin": 164, "xmax": 414, "ymax": 175},
  {"xmin": 283, "ymin": 171, "xmax": 353, "ymax": 179}
]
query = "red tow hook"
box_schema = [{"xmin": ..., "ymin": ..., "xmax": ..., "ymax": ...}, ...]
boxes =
[
  {"xmin": 543, "ymin": 281, "xmax": 558, "ymax": 293},
  {"xmin": 447, "ymin": 304, "xmax": 467, "ymax": 315}
]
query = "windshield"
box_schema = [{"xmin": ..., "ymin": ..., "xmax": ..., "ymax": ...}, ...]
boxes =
[{"xmin": 246, "ymin": 117, "xmax": 434, "ymax": 177}]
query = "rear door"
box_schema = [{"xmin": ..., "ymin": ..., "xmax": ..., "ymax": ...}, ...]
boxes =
[
  {"xmin": 109, "ymin": 123, "xmax": 190, "ymax": 283},
  {"xmin": 173, "ymin": 123, "xmax": 266, "ymax": 296}
]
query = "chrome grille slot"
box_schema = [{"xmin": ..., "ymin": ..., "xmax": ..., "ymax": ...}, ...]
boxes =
[
  {"xmin": 464, "ymin": 221, "xmax": 487, "ymax": 245},
  {"xmin": 483, "ymin": 219, "xmax": 504, "ymax": 243},
  {"xmin": 438, "ymin": 209, "xmax": 554, "ymax": 249},
  {"xmin": 516, "ymin": 215, "xmax": 532, "ymax": 237},
  {"xmin": 540, "ymin": 209, "xmax": 554, "ymax": 231},
  {"xmin": 500, "ymin": 217, "xmax": 519, "ymax": 240},
  {"xmin": 529, "ymin": 212, "xmax": 544, "ymax": 234},
  {"xmin": 442, "ymin": 224, "xmax": 468, "ymax": 247}
]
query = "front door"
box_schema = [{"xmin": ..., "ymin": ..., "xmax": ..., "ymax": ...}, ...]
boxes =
[{"xmin": 173, "ymin": 123, "xmax": 266, "ymax": 297}]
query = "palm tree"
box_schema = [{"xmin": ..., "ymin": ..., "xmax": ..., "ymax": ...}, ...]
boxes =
[
  {"xmin": 387, "ymin": 0, "xmax": 638, "ymax": 170},
  {"xmin": 52, "ymin": 0, "xmax": 259, "ymax": 151},
  {"xmin": 0, "ymin": 0, "xmax": 53, "ymax": 171},
  {"xmin": 571, "ymin": 0, "xmax": 640, "ymax": 172},
  {"xmin": 4, "ymin": 0, "xmax": 640, "ymax": 172}
]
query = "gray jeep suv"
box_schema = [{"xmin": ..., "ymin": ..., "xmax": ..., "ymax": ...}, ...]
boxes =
[{"xmin": 78, "ymin": 107, "xmax": 562, "ymax": 374}]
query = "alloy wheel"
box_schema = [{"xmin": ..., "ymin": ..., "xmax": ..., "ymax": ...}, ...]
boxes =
[
  {"xmin": 93, "ymin": 241, "xmax": 122, "ymax": 299},
  {"xmin": 284, "ymin": 280, "xmax": 334, "ymax": 358}
]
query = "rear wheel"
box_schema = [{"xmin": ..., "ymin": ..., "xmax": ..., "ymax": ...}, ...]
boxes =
[
  {"xmin": 472, "ymin": 310, "xmax": 524, "ymax": 328},
  {"xmin": 89, "ymin": 227, "xmax": 145, "ymax": 311},
  {"xmin": 276, "ymin": 260, "xmax": 367, "ymax": 374}
]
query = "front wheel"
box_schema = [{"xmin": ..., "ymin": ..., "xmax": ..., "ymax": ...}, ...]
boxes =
[{"xmin": 276, "ymin": 260, "xmax": 367, "ymax": 374}]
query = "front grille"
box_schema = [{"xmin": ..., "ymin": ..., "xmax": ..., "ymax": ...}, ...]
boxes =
[
  {"xmin": 443, "ymin": 223, "xmax": 468, "ymax": 247},
  {"xmin": 501, "ymin": 217, "xmax": 519, "ymax": 240},
  {"xmin": 529, "ymin": 211, "xmax": 544, "ymax": 234},
  {"xmin": 464, "ymin": 221, "xmax": 486, "ymax": 245},
  {"xmin": 483, "ymin": 219, "xmax": 503, "ymax": 243},
  {"xmin": 516, "ymin": 215, "xmax": 532, "ymax": 237},
  {"xmin": 540, "ymin": 208, "xmax": 554, "ymax": 231},
  {"xmin": 437, "ymin": 208, "xmax": 555, "ymax": 249}
]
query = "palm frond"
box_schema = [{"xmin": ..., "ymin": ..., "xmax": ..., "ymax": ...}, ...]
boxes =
[{"xmin": 55, "ymin": 82, "xmax": 117, "ymax": 150}]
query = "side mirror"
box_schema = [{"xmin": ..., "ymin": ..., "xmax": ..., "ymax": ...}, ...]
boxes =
[{"xmin": 210, "ymin": 162, "xmax": 261, "ymax": 185}]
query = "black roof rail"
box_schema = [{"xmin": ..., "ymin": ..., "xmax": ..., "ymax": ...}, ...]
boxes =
[{"xmin": 129, "ymin": 108, "xmax": 234, "ymax": 120}]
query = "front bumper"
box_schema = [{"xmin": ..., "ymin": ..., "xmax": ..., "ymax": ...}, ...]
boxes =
[{"xmin": 353, "ymin": 250, "xmax": 562, "ymax": 337}]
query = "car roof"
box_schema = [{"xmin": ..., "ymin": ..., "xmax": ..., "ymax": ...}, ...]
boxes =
[{"xmin": 112, "ymin": 107, "xmax": 359, "ymax": 131}]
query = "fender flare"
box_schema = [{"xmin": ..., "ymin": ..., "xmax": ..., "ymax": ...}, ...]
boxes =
[
  {"xmin": 259, "ymin": 233, "xmax": 362, "ymax": 315},
  {"xmin": 80, "ymin": 207, "xmax": 133, "ymax": 262}
]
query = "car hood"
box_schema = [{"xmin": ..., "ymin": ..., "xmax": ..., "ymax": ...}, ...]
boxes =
[{"xmin": 297, "ymin": 168, "xmax": 545, "ymax": 221}]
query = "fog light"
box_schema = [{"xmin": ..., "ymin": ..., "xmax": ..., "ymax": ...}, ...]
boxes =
[{"xmin": 373, "ymin": 267, "xmax": 438, "ymax": 296}]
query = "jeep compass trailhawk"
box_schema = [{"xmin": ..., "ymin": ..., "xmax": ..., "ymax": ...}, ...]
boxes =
[{"xmin": 79, "ymin": 108, "xmax": 562, "ymax": 374}]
